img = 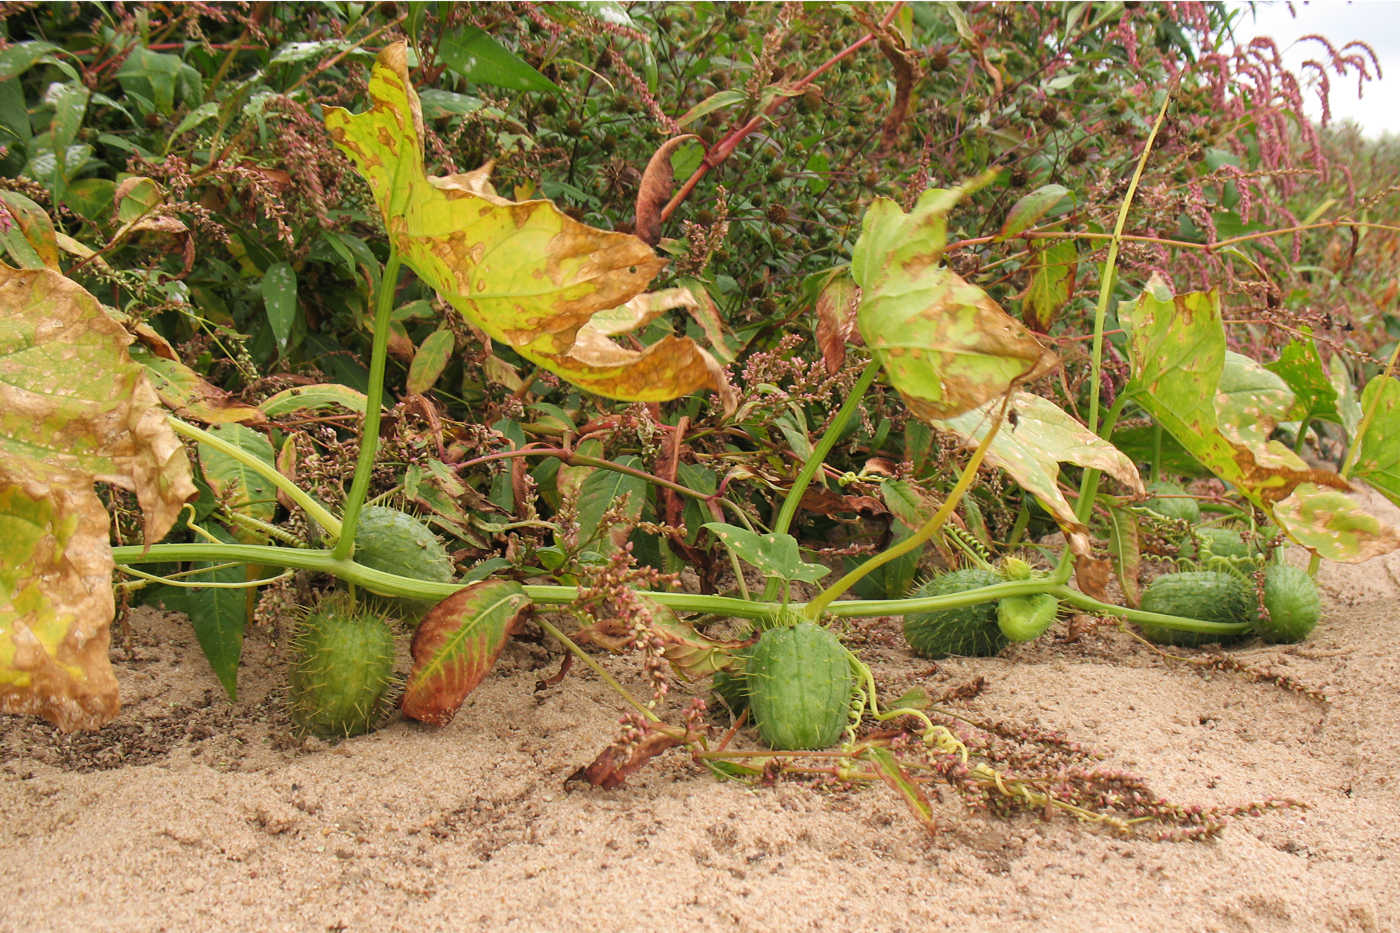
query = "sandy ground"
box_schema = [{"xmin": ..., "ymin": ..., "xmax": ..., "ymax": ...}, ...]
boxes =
[{"xmin": 4, "ymin": 533, "xmax": 1400, "ymax": 932}]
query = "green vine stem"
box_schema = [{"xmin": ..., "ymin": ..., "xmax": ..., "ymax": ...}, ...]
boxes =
[
  {"xmin": 168, "ymin": 417, "xmax": 341, "ymax": 536},
  {"xmin": 110, "ymin": 542, "xmax": 1241, "ymax": 636},
  {"xmin": 771, "ymin": 358, "xmax": 882, "ymax": 539},
  {"xmin": 333, "ymin": 247, "xmax": 403, "ymax": 561}
]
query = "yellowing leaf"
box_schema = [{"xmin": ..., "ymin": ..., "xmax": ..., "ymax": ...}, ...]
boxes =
[
  {"xmin": 1121, "ymin": 276, "xmax": 1398, "ymax": 561},
  {"xmin": 935, "ymin": 392, "xmax": 1144, "ymax": 556},
  {"xmin": 0, "ymin": 265, "xmax": 196, "ymax": 730},
  {"xmin": 0, "ymin": 467, "xmax": 119, "ymax": 730},
  {"xmin": 851, "ymin": 174, "xmax": 1058, "ymax": 421},
  {"xmin": 401, "ymin": 580, "xmax": 531, "ymax": 726},
  {"xmin": 324, "ymin": 43, "xmax": 733, "ymax": 409}
]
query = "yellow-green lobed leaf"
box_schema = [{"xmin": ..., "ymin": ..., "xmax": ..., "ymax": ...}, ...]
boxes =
[
  {"xmin": 0, "ymin": 265, "xmax": 196, "ymax": 729},
  {"xmin": 324, "ymin": 43, "xmax": 733, "ymax": 409},
  {"xmin": 851, "ymin": 174, "xmax": 1058, "ymax": 421},
  {"xmin": 934, "ymin": 392, "xmax": 1144, "ymax": 556},
  {"xmin": 1121, "ymin": 276, "xmax": 1398, "ymax": 561}
]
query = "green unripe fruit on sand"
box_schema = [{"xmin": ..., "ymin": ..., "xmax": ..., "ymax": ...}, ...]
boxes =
[
  {"xmin": 996, "ymin": 593, "xmax": 1059, "ymax": 642},
  {"xmin": 747, "ymin": 622, "xmax": 854, "ymax": 750},
  {"xmin": 903, "ymin": 568, "xmax": 1008, "ymax": 658},
  {"xmin": 1137, "ymin": 570, "xmax": 1253, "ymax": 647},
  {"xmin": 289, "ymin": 592, "xmax": 398, "ymax": 738},
  {"xmin": 1256, "ymin": 563, "xmax": 1321, "ymax": 643}
]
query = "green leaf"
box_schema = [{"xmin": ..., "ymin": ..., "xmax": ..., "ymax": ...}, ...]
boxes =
[
  {"xmin": 846, "ymin": 479, "xmax": 922, "ymax": 599},
  {"xmin": 406, "ymin": 326, "xmax": 456, "ymax": 396},
  {"xmin": 439, "ymin": 26, "xmax": 560, "ymax": 94},
  {"xmin": 0, "ymin": 266, "xmax": 195, "ymax": 731},
  {"xmin": 196, "ymin": 423, "xmax": 277, "ymax": 526},
  {"xmin": 149, "ymin": 527, "xmax": 246, "ymax": 700},
  {"xmin": 0, "ymin": 42, "xmax": 59, "ymax": 81},
  {"xmin": 851, "ymin": 173, "xmax": 1058, "ymax": 421},
  {"xmin": 702, "ymin": 523, "xmax": 829, "ymax": 584},
  {"xmin": 1121, "ymin": 276, "xmax": 1398, "ymax": 561},
  {"xmin": 401, "ymin": 580, "xmax": 531, "ymax": 725},
  {"xmin": 260, "ymin": 262, "xmax": 297, "ymax": 353},
  {"xmin": 1107, "ymin": 506, "xmax": 1142, "ymax": 608},
  {"xmin": 259, "ymin": 383, "xmax": 369, "ymax": 417},
  {"xmin": 0, "ymin": 190, "xmax": 58, "ymax": 270},
  {"xmin": 1265, "ymin": 332, "xmax": 1340, "ymax": 425},
  {"xmin": 128, "ymin": 339, "xmax": 265, "ymax": 425},
  {"xmin": 324, "ymin": 44, "xmax": 732, "ymax": 408},
  {"xmin": 935, "ymin": 392, "xmax": 1144, "ymax": 556},
  {"xmin": 868, "ymin": 747, "xmax": 936, "ymax": 831},
  {"xmin": 576, "ymin": 455, "xmax": 647, "ymax": 551},
  {"xmin": 1351, "ymin": 376, "xmax": 1400, "ymax": 507},
  {"xmin": 676, "ymin": 89, "xmax": 747, "ymax": 128},
  {"xmin": 1021, "ymin": 239, "xmax": 1076, "ymax": 330},
  {"xmin": 997, "ymin": 184, "xmax": 1071, "ymax": 240},
  {"xmin": 1216, "ymin": 350, "xmax": 1295, "ymax": 447}
]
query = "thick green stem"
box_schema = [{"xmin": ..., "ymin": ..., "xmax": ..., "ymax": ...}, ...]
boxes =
[
  {"xmin": 762, "ymin": 357, "xmax": 881, "ymax": 600},
  {"xmin": 804, "ymin": 393, "xmax": 1011, "ymax": 618},
  {"xmin": 333, "ymin": 248, "xmax": 402, "ymax": 561},
  {"xmin": 112, "ymin": 544, "xmax": 1235, "ymax": 635},
  {"xmin": 772, "ymin": 358, "xmax": 882, "ymax": 539},
  {"xmin": 169, "ymin": 417, "xmax": 341, "ymax": 536}
]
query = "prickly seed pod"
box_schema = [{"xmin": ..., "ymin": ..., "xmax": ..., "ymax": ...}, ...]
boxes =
[{"xmin": 288, "ymin": 592, "xmax": 398, "ymax": 739}]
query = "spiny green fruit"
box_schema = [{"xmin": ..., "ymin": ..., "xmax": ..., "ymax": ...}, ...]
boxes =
[
  {"xmin": 1180, "ymin": 526, "xmax": 1253, "ymax": 561},
  {"xmin": 903, "ymin": 568, "xmax": 1008, "ymax": 658},
  {"xmin": 351, "ymin": 505, "xmax": 456, "ymax": 611},
  {"xmin": 1142, "ymin": 481, "xmax": 1202, "ymax": 523},
  {"xmin": 711, "ymin": 644, "xmax": 753, "ymax": 717},
  {"xmin": 747, "ymin": 622, "xmax": 854, "ymax": 750},
  {"xmin": 288, "ymin": 592, "xmax": 398, "ymax": 738},
  {"xmin": 1256, "ymin": 563, "xmax": 1321, "ymax": 643},
  {"xmin": 354, "ymin": 505, "xmax": 456, "ymax": 582},
  {"xmin": 1137, "ymin": 570, "xmax": 1253, "ymax": 647},
  {"xmin": 997, "ymin": 593, "xmax": 1059, "ymax": 642}
]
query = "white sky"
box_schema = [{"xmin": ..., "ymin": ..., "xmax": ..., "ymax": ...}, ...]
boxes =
[{"xmin": 1228, "ymin": 1, "xmax": 1400, "ymax": 137}]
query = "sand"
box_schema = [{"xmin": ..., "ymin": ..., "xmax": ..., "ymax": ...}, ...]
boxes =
[{"xmin": 4, "ymin": 537, "xmax": 1399, "ymax": 932}]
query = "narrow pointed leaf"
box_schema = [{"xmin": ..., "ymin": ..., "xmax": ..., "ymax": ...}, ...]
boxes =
[
  {"xmin": 935, "ymin": 392, "xmax": 1144, "ymax": 556},
  {"xmin": 196, "ymin": 423, "xmax": 277, "ymax": 526},
  {"xmin": 324, "ymin": 43, "xmax": 732, "ymax": 408},
  {"xmin": 127, "ymin": 337, "xmax": 265, "ymax": 425},
  {"xmin": 405, "ymin": 326, "xmax": 455, "ymax": 395},
  {"xmin": 1107, "ymin": 505, "xmax": 1142, "ymax": 607},
  {"xmin": 576, "ymin": 455, "xmax": 647, "ymax": 552},
  {"xmin": 401, "ymin": 580, "xmax": 531, "ymax": 726},
  {"xmin": 148, "ymin": 526, "xmax": 246, "ymax": 700},
  {"xmin": 260, "ymin": 262, "xmax": 297, "ymax": 353},
  {"xmin": 997, "ymin": 184, "xmax": 1071, "ymax": 240},
  {"xmin": 439, "ymin": 26, "xmax": 560, "ymax": 94},
  {"xmin": 259, "ymin": 383, "xmax": 369, "ymax": 417},
  {"xmin": 868, "ymin": 747, "xmax": 936, "ymax": 831},
  {"xmin": 852, "ymin": 176, "xmax": 1058, "ymax": 421}
]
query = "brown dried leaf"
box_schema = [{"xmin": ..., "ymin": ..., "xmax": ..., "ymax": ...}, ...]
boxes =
[
  {"xmin": 814, "ymin": 272, "xmax": 860, "ymax": 375},
  {"xmin": 634, "ymin": 135, "xmax": 698, "ymax": 246}
]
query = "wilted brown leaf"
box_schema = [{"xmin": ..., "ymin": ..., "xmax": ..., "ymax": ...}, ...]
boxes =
[{"xmin": 634, "ymin": 135, "xmax": 698, "ymax": 246}]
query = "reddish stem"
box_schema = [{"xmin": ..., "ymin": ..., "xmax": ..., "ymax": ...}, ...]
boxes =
[{"xmin": 660, "ymin": 3, "xmax": 904, "ymax": 223}]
